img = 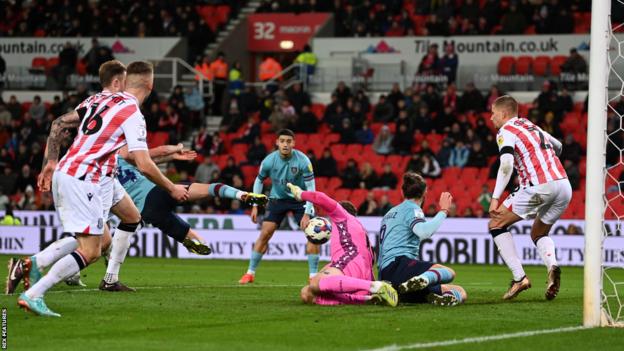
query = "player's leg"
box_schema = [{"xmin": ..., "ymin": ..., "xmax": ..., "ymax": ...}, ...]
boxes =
[
  {"xmin": 100, "ymin": 193, "xmax": 142, "ymax": 291},
  {"xmin": 19, "ymin": 234, "xmax": 101, "ymax": 317},
  {"xmin": 532, "ymin": 179, "xmax": 572, "ymax": 300},
  {"xmin": 310, "ymin": 265, "xmax": 397, "ymax": 306},
  {"xmin": 240, "ymin": 220, "xmax": 278, "ymax": 284},
  {"xmin": 489, "ymin": 192, "xmax": 531, "ymax": 299},
  {"xmin": 398, "ymin": 263, "xmax": 456, "ymax": 293},
  {"xmin": 187, "ymin": 182, "xmax": 267, "ymax": 205}
]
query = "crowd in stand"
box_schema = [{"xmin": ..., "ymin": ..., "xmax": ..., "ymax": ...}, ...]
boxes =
[{"xmin": 257, "ymin": 0, "xmax": 591, "ymax": 37}]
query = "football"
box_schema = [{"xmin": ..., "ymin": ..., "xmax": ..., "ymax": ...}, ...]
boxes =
[{"xmin": 304, "ymin": 217, "xmax": 332, "ymax": 244}]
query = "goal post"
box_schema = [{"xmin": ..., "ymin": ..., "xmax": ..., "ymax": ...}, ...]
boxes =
[{"xmin": 584, "ymin": 0, "xmax": 610, "ymax": 327}]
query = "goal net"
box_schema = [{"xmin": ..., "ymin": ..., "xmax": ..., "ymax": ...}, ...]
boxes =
[{"xmin": 585, "ymin": 0, "xmax": 624, "ymax": 327}]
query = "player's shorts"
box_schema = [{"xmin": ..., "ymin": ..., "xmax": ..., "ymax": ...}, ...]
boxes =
[
  {"xmin": 100, "ymin": 176, "xmax": 128, "ymax": 219},
  {"xmin": 264, "ymin": 198, "xmax": 306, "ymax": 225},
  {"xmin": 503, "ymin": 178, "xmax": 572, "ymax": 225},
  {"xmin": 379, "ymin": 256, "xmax": 442, "ymax": 303},
  {"xmin": 52, "ymin": 171, "xmax": 105, "ymax": 235},
  {"xmin": 141, "ymin": 186, "xmax": 190, "ymax": 242}
]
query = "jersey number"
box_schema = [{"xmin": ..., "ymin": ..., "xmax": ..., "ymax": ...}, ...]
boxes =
[
  {"xmin": 81, "ymin": 103, "xmax": 109, "ymax": 135},
  {"xmin": 117, "ymin": 169, "xmax": 138, "ymax": 185},
  {"xmin": 379, "ymin": 224, "xmax": 387, "ymax": 246},
  {"xmin": 537, "ymin": 131, "xmax": 553, "ymax": 150},
  {"xmin": 514, "ymin": 120, "xmax": 552, "ymax": 150}
]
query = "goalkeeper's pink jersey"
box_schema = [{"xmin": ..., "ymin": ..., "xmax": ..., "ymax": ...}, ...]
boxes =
[{"xmin": 301, "ymin": 191, "xmax": 374, "ymax": 281}]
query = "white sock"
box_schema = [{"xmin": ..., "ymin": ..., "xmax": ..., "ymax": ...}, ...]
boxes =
[
  {"xmin": 33, "ymin": 236, "xmax": 78, "ymax": 270},
  {"xmin": 493, "ymin": 232, "xmax": 526, "ymax": 281},
  {"xmin": 26, "ymin": 252, "xmax": 85, "ymax": 299},
  {"xmin": 236, "ymin": 191, "xmax": 245, "ymax": 200},
  {"xmin": 369, "ymin": 281, "xmax": 382, "ymax": 293},
  {"xmin": 536, "ymin": 236, "xmax": 558, "ymax": 271},
  {"xmin": 104, "ymin": 227, "xmax": 135, "ymax": 284}
]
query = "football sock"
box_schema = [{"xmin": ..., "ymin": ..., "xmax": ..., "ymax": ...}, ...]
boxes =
[
  {"xmin": 419, "ymin": 267, "xmax": 454, "ymax": 286},
  {"xmin": 26, "ymin": 251, "xmax": 86, "ymax": 299},
  {"xmin": 33, "ymin": 236, "xmax": 78, "ymax": 270},
  {"xmin": 318, "ymin": 275, "xmax": 371, "ymax": 294},
  {"xmin": 535, "ymin": 236, "xmax": 558, "ymax": 271},
  {"xmin": 105, "ymin": 222, "xmax": 140, "ymax": 284},
  {"xmin": 247, "ymin": 250, "xmax": 263, "ymax": 275},
  {"xmin": 209, "ymin": 183, "xmax": 243, "ymax": 200},
  {"xmin": 307, "ymin": 254, "xmax": 319, "ymax": 277},
  {"xmin": 493, "ymin": 232, "xmax": 526, "ymax": 281}
]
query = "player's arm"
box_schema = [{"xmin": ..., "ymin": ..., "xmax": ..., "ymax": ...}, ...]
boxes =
[
  {"xmin": 543, "ymin": 131, "xmax": 563, "ymax": 156},
  {"xmin": 287, "ymin": 184, "xmax": 347, "ymax": 221},
  {"xmin": 491, "ymin": 130, "xmax": 517, "ymax": 214},
  {"xmin": 37, "ymin": 109, "xmax": 83, "ymax": 191},
  {"xmin": 120, "ymin": 143, "xmax": 197, "ymax": 165},
  {"xmin": 411, "ymin": 192, "xmax": 452, "ymax": 240},
  {"xmin": 122, "ymin": 112, "xmax": 188, "ymax": 202}
]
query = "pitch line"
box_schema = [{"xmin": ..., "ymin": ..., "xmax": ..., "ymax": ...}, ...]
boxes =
[{"xmin": 361, "ymin": 325, "xmax": 591, "ymax": 351}]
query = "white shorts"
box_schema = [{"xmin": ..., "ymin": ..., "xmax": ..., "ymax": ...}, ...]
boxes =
[
  {"xmin": 503, "ymin": 178, "xmax": 572, "ymax": 225},
  {"xmin": 52, "ymin": 171, "xmax": 105, "ymax": 235},
  {"xmin": 100, "ymin": 176, "xmax": 127, "ymax": 219}
]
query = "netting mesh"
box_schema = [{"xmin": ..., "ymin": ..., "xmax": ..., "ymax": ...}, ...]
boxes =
[{"xmin": 603, "ymin": 3, "xmax": 624, "ymax": 326}]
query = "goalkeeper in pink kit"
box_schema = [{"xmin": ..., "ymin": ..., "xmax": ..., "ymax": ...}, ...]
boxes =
[{"xmin": 287, "ymin": 183, "xmax": 398, "ymax": 307}]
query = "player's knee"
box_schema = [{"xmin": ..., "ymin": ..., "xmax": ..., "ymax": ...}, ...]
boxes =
[
  {"xmin": 79, "ymin": 246, "xmax": 101, "ymax": 264},
  {"xmin": 300, "ymin": 286, "xmax": 315, "ymax": 304},
  {"xmin": 488, "ymin": 226, "xmax": 508, "ymax": 238}
]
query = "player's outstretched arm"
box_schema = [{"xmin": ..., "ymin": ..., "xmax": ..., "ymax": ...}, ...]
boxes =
[
  {"xmin": 132, "ymin": 149, "xmax": 189, "ymax": 202},
  {"xmin": 37, "ymin": 110, "xmax": 81, "ymax": 192},
  {"xmin": 287, "ymin": 183, "xmax": 346, "ymax": 220},
  {"xmin": 412, "ymin": 192, "xmax": 452, "ymax": 240}
]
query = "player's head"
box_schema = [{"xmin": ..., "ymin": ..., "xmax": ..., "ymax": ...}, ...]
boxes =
[
  {"xmin": 402, "ymin": 172, "xmax": 427, "ymax": 203},
  {"xmin": 126, "ymin": 61, "xmax": 154, "ymax": 100},
  {"xmin": 276, "ymin": 129, "xmax": 295, "ymax": 157},
  {"xmin": 339, "ymin": 201, "xmax": 357, "ymax": 216},
  {"xmin": 99, "ymin": 60, "xmax": 127, "ymax": 92},
  {"xmin": 490, "ymin": 95, "xmax": 518, "ymax": 129}
]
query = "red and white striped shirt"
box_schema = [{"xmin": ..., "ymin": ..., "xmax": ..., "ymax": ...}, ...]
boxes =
[
  {"xmin": 57, "ymin": 91, "xmax": 148, "ymax": 183},
  {"xmin": 496, "ymin": 117, "xmax": 566, "ymax": 187}
]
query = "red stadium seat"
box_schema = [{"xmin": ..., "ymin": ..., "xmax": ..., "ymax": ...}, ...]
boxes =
[
  {"xmin": 515, "ymin": 56, "xmax": 532, "ymax": 75},
  {"xmin": 215, "ymin": 5, "xmax": 231, "ymax": 25},
  {"xmin": 31, "ymin": 57, "xmax": 47, "ymax": 70},
  {"xmin": 551, "ymin": 56, "xmax": 568, "ymax": 76},
  {"xmin": 497, "ymin": 56, "xmax": 515, "ymax": 75},
  {"xmin": 533, "ymin": 56, "xmax": 550, "ymax": 76},
  {"xmin": 334, "ymin": 188, "xmax": 351, "ymax": 202},
  {"xmin": 328, "ymin": 177, "xmax": 342, "ymax": 191},
  {"xmin": 311, "ymin": 104, "xmax": 325, "ymax": 120}
]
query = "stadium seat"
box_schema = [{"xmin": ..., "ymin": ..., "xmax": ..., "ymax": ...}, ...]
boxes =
[
  {"xmin": 334, "ymin": 188, "xmax": 351, "ymax": 202},
  {"xmin": 351, "ymin": 189, "xmax": 368, "ymax": 207},
  {"xmin": 147, "ymin": 132, "xmax": 169, "ymax": 148},
  {"xmin": 551, "ymin": 56, "xmax": 568, "ymax": 76},
  {"xmin": 215, "ymin": 5, "xmax": 231, "ymax": 25},
  {"xmin": 31, "ymin": 57, "xmax": 47, "ymax": 70},
  {"xmin": 241, "ymin": 165, "xmax": 257, "ymax": 188},
  {"xmin": 515, "ymin": 56, "xmax": 532, "ymax": 75},
  {"xmin": 311, "ymin": 104, "xmax": 325, "ymax": 120},
  {"xmin": 533, "ymin": 56, "xmax": 550, "ymax": 76},
  {"xmin": 497, "ymin": 56, "xmax": 515, "ymax": 75},
  {"xmin": 328, "ymin": 177, "xmax": 342, "ymax": 191}
]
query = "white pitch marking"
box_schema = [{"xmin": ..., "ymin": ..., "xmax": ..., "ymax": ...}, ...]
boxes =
[
  {"xmin": 45, "ymin": 284, "xmax": 303, "ymax": 294},
  {"xmin": 361, "ymin": 325, "xmax": 591, "ymax": 351}
]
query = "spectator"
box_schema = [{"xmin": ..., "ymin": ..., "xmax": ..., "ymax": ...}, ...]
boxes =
[
  {"xmin": 247, "ymin": 136, "xmax": 268, "ymax": 166},
  {"xmin": 540, "ymin": 112, "xmax": 564, "ymax": 139},
  {"xmin": 467, "ymin": 141, "xmax": 488, "ymax": 167},
  {"xmin": 463, "ymin": 207, "xmax": 476, "ymax": 218},
  {"xmin": 485, "ymin": 85, "xmax": 503, "ymax": 112},
  {"xmin": 338, "ymin": 118, "xmax": 356, "ymax": 144},
  {"xmin": 294, "ymin": 104, "xmax": 318, "ymax": 134},
  {"xmin": 0, "ymin": 167, "xmax": 17, "ymax": 195},
  {"xmin": 447, "ymin": 203, "xmax": 458, "ymax": 217},
  {"xmin": 458, "ymin": 82, "xmax": 485, "ymax": 113},
  {"xmin": 405, "ymin": 154, "xmax": 423, "ymax": 173},
  {"xmin": 421, "ymin": 84, "xmax": 442, "ymax": 113},
  {"xmin": 373, "ymin": 125, "xmax": 394, "ymax": 155},
  {"xmin": 449, "ymin": 140, "xmax": 470, "ymax": 168},
  {"xmin": 211, "ymin": 52, "xmax": 229, "ymax": 114},
  {"xmin": 392, "ymin": 124, "xmax": 413, "ymax": 156},
  {"xmin": 356, "ymin": 121, "xmax": 374, "ymax": 145},
  {"xmin": 373, "ymin": 95, "xmax": 395, "ymax": 123},
  {"xmin": 0, "ymin": 103, "xmax": 11, "ymax": 126},
  {"xmin": 29, "ymin": 96, "xmax": 46, "ymax": 121},
  {"xmin": 208, "ymin": 132, "xmax": 224, "ymax": 156},
  {"xmin": 359, "ymin": 162, "xmax": 378, "ymax": 189},
  {"xmin": 169, "ymin": 85, "xmax": 185, "ymax": 107},
  {"xmin": 159, "ymin": 106, "xmax": 180, "ymax": 143},
  {"xmin": 435, "ymin": 105, "xmax": 455, "ymax": 134},
  {"xmin": 413, "ymin": 104, "xmax": 435, "ymax": 134},
  {"xmin": 220, "ymin": 156, "xmax": 243, "ymax": 185},
  {"xmin": 477, "ymin": 185, "xmax": 492, "ymax": 213},
  {"xmin": 354, "ymin": 90, "xmax": 371, "ymax": 113},
  {"xmin": 437, "ymin": 138, "xmax": 454, "ymax": 168},
  {"xmin": 15, "ymin": 164, "xmax": 36, "ymax": 194},
  {"xmin": 440, "ymin": 42, "xmax": 458, "ymax": 84},
  {"xmin": 0, "ymin": 204, "xmax": 21, "ymax": 225},
  {"xmin": 378, "ymin": 195, "xmax": 393, "ymax": 216},
  {"xmin": 194, "ymin": 157, "xmax": 220, "ymax": 184},
  {"xmin": 229, "ymin": 200, "xmax": 244, "ymax": 214},
  {"xmin": 554, "ymin": 7, "xmax": 574, "ymax": 34},
  {"xmin": 420, "ymin": 154, "xmax": 441, "ymax": 178},
  {"xmin": 6, "ymin": 95, "xmax": 21, "ymax": 120},
  {"xmin": 357, "ymin": 192, "xmax": 379, "ymax": 216},
  {"xmin": 317, "ymin": 148, "xmax": 338, "ymax": 178},
  {"xmin": 286, "ymin": 82, "xmax": 311, "ymax": 115},
  {"xmin": 378, "ymin": 164, "xmax": 398, "ymax": 189},
  {"xmin": 294, "ymin": 44, "xmax": 317, "ymax": 82},
  {"xmin": 425, "ymin": 203, "xmax": 438, "ymax": 217},
  {"xmin": 500, "ymin": 2, "xmax": 527, "ymax": 34},
  {"xmin": 560, "ymin": 135, "xmax": 583, "ymax": 163},
  {"xmin": 333, "ymin": 81, "xmax": 352, "ymax": 107},
  {"xmin": 387, "ymin": 83, "xmax": 405, "ymax": 111},
  {"xmin": 340, "ymin": 158, "xmax": 361, "ymax": 189},
  {"xmin": 564, "ymin": 159, "xmax": 581, "ymax": 190},
  {"xmin": 17, "ymin": 185, "xmax": 36, "ymax": 210},
  {"xmin": 418, "ymin": 44, "xmax": 441, "ymax": 75},
  {"xmin": 228, "ymin": 61, "xmax": 244, "ymax": 97},
  {"xmin": 234, "ymin": 116, "xmax": 260, "ymax": 145},
  {"xmin": 561, "ymin": 48, "xmax": 588, "ymax": 74}
]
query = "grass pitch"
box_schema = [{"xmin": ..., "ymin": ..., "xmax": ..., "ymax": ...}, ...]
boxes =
[{"xmin": 1, "ymin": 255, "xmax": 622, "ymax": 351}]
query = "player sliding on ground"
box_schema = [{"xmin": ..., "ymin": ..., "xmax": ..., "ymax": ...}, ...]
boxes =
[
  {"xmin": 378, "ymin": 173, "xmax": 467, "ymax": 306},
  {"xmin": 488, "ymin": 95, "xmax": 570, "ymax": 300},
  {"xmin": 286, "ymin": 183, "xmax": 398, "ymax": 307}
]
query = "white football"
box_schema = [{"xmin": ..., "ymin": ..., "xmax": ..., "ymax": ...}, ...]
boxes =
[{"xmin": 304, "ymin": 217, "xmax": 332, "ymax": 244}]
